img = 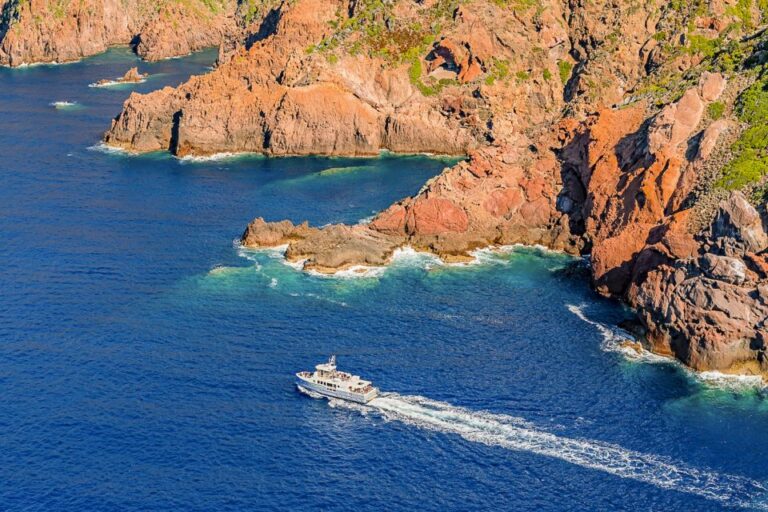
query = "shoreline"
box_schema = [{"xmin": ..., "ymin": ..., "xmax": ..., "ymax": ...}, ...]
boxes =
[{"xmin": 99, "ymin": 142, "xmax": 470, "ymax": 161}]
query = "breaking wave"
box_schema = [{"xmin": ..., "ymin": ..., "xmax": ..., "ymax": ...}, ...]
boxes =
[
  {"xmin": 566, "ymin": 304, "xmax": 767, "ymax": 390},
  {"xmin": 87, "ymin": 142, "xmax": 132, "ymax": 155},
  {"xmin": 235, "ymin": 242, "xmax": 571, "ymax": 281},
  {"xmin": 304, "ymin": 389, "xmax": 767, "ymax": 508},
  {"xmin": 177, "ymin": 151, "xmax": 262, "ymax": 163},
  {"xmin": 50, "ymin": 101, "xmax": 79, "ymax": 109},
  {"xmin": 88, "ymin": 78, "xmax": 146, "ymax": 88}
]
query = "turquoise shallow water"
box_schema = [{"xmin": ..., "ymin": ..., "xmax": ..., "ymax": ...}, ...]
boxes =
[{"xmin": 1, "ymin": 48, "xmax": 768, "ymax": 511}]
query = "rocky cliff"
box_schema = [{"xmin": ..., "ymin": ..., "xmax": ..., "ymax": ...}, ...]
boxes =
[
  {"xmin": 101, "ymin": 0, "xmax": 768, "ymax": 376},
  {"xmin": 0, "ymin": 0, "xmax": 237, "ymax": 66},
  {"xmin": 103, "ymin": 0, "xmax": 575, "ymax": 155}
]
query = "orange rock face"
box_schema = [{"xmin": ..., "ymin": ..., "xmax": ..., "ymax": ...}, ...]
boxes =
[
  {"xmin": 104, "ymin": 0, "xmax": 493, "ymax": 156},
  {"xmin": 405, "ymin": 198, "xmax": 469, "ymax": 235}
]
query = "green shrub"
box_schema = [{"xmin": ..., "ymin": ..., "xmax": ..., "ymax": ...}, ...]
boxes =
[
  {"xmin": 707, "ymin": 101, "xmax": 725, "ymax": 120},
  {"xmin": 484, "ymin": 58, "xmax": 510, "ymax": 86},
  {"xmin": 687, "ymin": 34, "xmax": 721, "ymax": 58},
  {"xmin": 716, "ymin": 151, "xmax": 768, "ymax": 189},
  {"xmin": 558, "ymin": 60, "xmax": 573, "ymax": 85}
]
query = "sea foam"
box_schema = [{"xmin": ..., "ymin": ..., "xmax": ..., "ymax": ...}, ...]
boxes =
[
  {"xmin": 177, "ymin": 152, "xmax": 261, "ymax": 163},
  {"xmin": 567, "ymin": 303, "xmax": 767, "ymax": 390},
  {"xmin": 236, "ymin": 242, "xmax": 568, "ymax": 280},
  {"xmin": 87, "ymin": 142, "xmax": 132, "ymax": 155},
  {"xmin": 50, "ymin": 101, "xmax": 78, "ymax": 109},
  {"xmin": 88, "ymin": 78, "xmax": 146, "ymax": 88}
]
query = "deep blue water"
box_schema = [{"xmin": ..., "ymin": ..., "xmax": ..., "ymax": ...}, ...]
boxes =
[{"xmin": 1, "ymin": 47, "xmax": 768, "ymax": 512}]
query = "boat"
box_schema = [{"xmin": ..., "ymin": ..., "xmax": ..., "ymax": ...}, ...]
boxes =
[{"xmin": 296, "ymin": 355, "xmax": 379, "ymax": 404}]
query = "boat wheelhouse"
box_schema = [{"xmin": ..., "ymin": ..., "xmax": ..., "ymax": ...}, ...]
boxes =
[{"xmin": 296, "ymin": 355, "xmax": 378, "ymax": 404}]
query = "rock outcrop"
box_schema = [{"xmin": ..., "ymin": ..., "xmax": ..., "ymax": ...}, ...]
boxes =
[
  {"xmin": 0, "ymin": 0, "xmax": 237, "ymax": 67},
  {"xmin": 95, "ymin": 67, "xmax": 147, "ymax": 86},
  {"xmin": 103, "ymin": 0, "xmax": 578, "ymax": 156},
  {"xmin": 241, "ymin": 218, "xmax": 404, "ymax": 272},
  {"xmin": 629, "ymin": 193, "xmax": 768, "ymax": 374}
]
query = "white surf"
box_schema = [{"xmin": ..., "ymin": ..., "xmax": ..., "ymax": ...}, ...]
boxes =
[
  {"xmin": 567, "ymin": 303, "xmax": 767, "ymax": 390},
  {"xmin": 307, "ymin": 389, "xmax": 767, "ymax": 509}
]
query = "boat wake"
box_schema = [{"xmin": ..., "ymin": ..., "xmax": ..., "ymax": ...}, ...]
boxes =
[{"xmin": 314, "ymin": 391, "xmax": 767, "ymax": 508}]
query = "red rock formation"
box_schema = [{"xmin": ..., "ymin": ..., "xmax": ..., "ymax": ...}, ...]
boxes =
[
  {"xmin": 629, "ymin": 194, "xmax": 768, "ymax": 373},
  {"xmin": 106, "ymin": 0, "xmax": 538, "ymax": 155}
]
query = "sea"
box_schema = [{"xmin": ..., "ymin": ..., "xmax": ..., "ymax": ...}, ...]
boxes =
[{"xmin": 0, "ymin": 47, "xmax": 767, "ymax": 511}]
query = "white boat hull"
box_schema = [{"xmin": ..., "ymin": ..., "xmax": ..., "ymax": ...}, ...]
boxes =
[{"xmin": 296, "ymin": 374, "xmax": 378, "ymax": 404}]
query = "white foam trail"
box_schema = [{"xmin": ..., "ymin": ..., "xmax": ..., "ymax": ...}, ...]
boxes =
[
  {"xmin": 567, "ymin": 304, "xmax": 767, "ymax": 390},
  {"xmin": 317, "ymin": 392, "xmax": 767, "ymax": 508}
]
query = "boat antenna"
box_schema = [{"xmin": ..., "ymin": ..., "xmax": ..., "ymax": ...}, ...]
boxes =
[{"xmin": 329, "ymin": 355, "xmax": 336, "ymax": 366}]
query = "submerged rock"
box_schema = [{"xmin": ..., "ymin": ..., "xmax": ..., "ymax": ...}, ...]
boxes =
[{"xmin": 95, "ymin": 67, "xmax": 147, "ymax": 86}]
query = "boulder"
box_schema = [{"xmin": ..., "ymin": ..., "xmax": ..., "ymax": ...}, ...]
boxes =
[
  {"xmin": 647, "ymin": 89, "xmax": 704, "ymax": 155},
  {"xmin": 699, "ymin": 72, "xmax": 726, "ymax": 102},
  {"xmin": 710, "ymin": 192, "xmax": 768, "ymax": 255},
  {"xmin": 700, "ymin": 253, "xmax": 747, "ymax": 285}
]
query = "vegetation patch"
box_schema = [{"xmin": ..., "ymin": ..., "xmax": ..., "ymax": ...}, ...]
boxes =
[
  {"xmin": 557, "ymin": 60, "xmax": 572, "ymax": 85},
  {"xmin": 716, "ymin": 76, "xmax": 768, "ymax": 190},
  {"xmin": 707, "ymin": 101, "xmax": 725, "ymax": 120},
  {"xmin": 484, "ymin": 58, "xmax": 510, "ymax": 86}
]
